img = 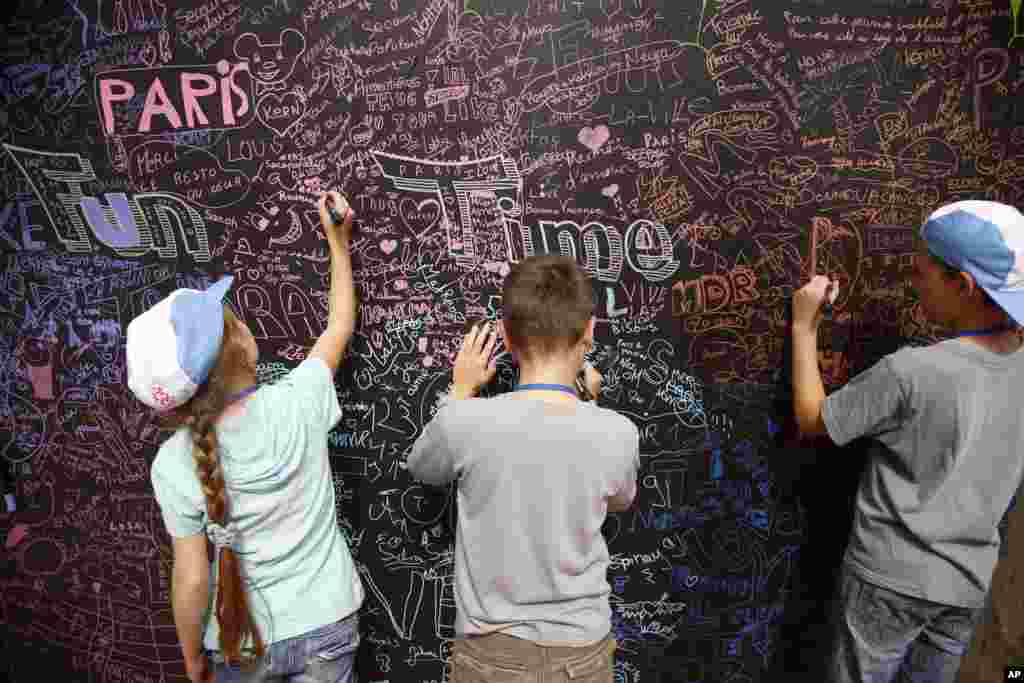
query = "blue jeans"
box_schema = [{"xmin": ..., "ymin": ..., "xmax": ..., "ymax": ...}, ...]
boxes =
[
  {"xmin": 210, "ymin": 613, "xmax": 359, "ymax": 683},
  {"xmin": 828, "ymin": 564, "xmax": 983, "ymax": 683}
]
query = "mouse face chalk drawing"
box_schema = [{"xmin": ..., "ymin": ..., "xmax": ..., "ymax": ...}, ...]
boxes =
[{"xmin": 234, "ymin": 29, "xmax": 306, "ymax": 87}]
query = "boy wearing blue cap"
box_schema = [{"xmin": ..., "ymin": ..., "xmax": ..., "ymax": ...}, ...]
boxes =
[
  {"xmin": 129, "ymin": 192, "xmax": 364, "ymax": 683},
  {"xmin": 406, "ymin": 255, "xmax": 639, "ymax": 683},
  {"xmin": 792, "ymin": 200, "xmax": 1024, "ymax": 682}
]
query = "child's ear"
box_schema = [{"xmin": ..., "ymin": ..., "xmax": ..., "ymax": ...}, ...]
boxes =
[
  {"xmin": 234, "ymin": 33, "xmax": 259, "ymax": 60},
  {"xmin": 497, "ymin": 321, "xmax": 524, "ymax": 364}
]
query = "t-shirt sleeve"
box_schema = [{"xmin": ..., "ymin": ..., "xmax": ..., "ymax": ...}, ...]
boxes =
[
  {"xmin": 407, "ymin": 405, "xmax": 457, "ymax": 486},
  {"xmin": 821, "ymin": 355, "xmax": 907, "ymax": 447},
  {"xmin": 269, "ymin": 357, "xmax": 342, "ymax": 434},
  {"xmin": 613, "ymin": 421, "xmax": 641, "ymax": 505},
  {"xmin": 151, "ymin": 443, "xmax": 206, "ymax": 538}
]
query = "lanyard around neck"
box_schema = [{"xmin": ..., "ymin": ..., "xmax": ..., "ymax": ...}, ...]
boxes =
[
  {"xmin": 955, "ymin": 324, "xmax": 1020, "ymax": 338},
  {"xmin": 226, "ymin": 385, "xmax": 259, "ymax": 404},
  {"xmin": 515, "ymin": 383, "xmax": 577, "ymax": 397}
]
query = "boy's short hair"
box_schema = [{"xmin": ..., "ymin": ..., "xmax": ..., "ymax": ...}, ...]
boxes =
[{"xmin": 502, "ymin": 255, "xmax": 594, "ymax": 360}]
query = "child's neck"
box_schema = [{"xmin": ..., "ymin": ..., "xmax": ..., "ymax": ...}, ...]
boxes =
[
  {"xmin": 951, "ymin": 310, "xmax": 1022, "ymax": 354},
  {"xmin": 224, "ymin": 369, "xmax": 258, "ymax": 399},
  {"xmin": 517, "ymin": 359, "xmax": 580, "ymax": 395}
]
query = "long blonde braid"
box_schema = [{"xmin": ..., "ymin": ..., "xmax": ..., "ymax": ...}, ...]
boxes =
[{"xmin": 163, "ymin": 307, "xmax": 265, "ymax": 664}]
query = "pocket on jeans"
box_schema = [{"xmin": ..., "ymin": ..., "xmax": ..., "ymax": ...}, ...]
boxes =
[
  {"xmin": 451, "ymin": 651, "xmax": 531, "ymax": 683},
  {"xmin": 311, "ymin": 617, "xmax": 360, "ymax": 661},
  {"xmin": 563, "ymin": 639, "xmax": 615, "ymax": 681},
  {"xmin": 845, "ymin": 577, "xmax": 924, "ymax": 654}
]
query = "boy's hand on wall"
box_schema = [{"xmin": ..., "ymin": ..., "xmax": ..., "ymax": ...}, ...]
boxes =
[{"xmin": 452, "ymin": 322, "xmax": 497, "ymax": 399}]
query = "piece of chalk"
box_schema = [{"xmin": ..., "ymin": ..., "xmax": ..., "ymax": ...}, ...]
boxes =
[
  {"xmin": 329, "ymin": 204, "xmax": 350, "ymax": 225},
  {"xmin": 4, "ymin": 493, "xmax": 16, "ymax": 512},
  {"xmin": 822, "ymin": 282, "xmax": 838, "ymax": 319},
  {"xmin": 326, "ymin": 196, "xmax": 350, "ymax": 225}
]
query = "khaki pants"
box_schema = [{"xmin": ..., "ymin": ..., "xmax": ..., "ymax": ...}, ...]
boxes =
[{"xmin": 450, "ymin": 631, "xmax": 616, "ymax": 683}]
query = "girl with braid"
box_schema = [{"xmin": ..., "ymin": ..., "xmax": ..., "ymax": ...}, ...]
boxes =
[{"xmin": 126, "ymin": 192, "xmax": 363, "ymax": 683}]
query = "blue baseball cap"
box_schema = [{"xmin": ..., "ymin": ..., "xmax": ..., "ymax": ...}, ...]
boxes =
[
  {"xmin": 921, "ymin": 200, "xmax": 1024, "ymax": 325},
  {"xmin": 126, "ymin": 275, "xmax": 235, "ymax": 411}
]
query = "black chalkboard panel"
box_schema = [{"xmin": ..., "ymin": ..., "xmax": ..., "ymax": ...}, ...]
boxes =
[{"xmin": 1, "ymin": 0, "xmax": 1022, "ymax": 681}]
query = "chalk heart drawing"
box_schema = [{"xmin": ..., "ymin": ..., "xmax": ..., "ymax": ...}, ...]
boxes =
[
  {"xmin": 578, "ymin": 125, "xmax": 610, "ymax": 153},
  {"xmin": 6, "ymin": 524, "xmax": 28, "ymax": 550},
  {"xmin": 257, "ymin": 92, "xmax": 308, "ymax": 137},
  {"xmin": 398, "ymin": 197, "xmax": 442, "ymax": 238},
  {"xmin": 601, "ymin": 183, "xmax": 620, "ymax": 198},
  {"xmin": 380, "ymin": 238, "xmax": 398, "ymax": 255}
]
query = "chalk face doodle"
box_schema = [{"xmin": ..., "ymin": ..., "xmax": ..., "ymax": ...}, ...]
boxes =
[
  {"xmin": 1, "ymin": 1, "xmax": 1022, "ymax": 682},
  {"xmin": 234, "ymin": 28, "xmax": 306, "ymax": 89}
]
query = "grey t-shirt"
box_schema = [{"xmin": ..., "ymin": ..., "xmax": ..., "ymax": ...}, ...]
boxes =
[
  {"xmin": 407, "ymin": 394, "xmax": 640, "ymax": 644},
  {"xmin": 822, "ymin": 339, "xmax": 1024, "ymax": 608}
]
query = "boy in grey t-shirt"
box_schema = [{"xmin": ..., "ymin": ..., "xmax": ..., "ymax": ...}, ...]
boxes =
[
  {"xmin": 791, "ymin": 201, "xmax": 1024, "ymax": 683},
  {"xmin": 407, "ymin": 255, "xmax": 639, "ymax": 682}
]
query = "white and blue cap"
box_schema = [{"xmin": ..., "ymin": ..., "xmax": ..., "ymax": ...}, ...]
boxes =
[
  {"xmin": 921, "ymin": 200, "xmax": 1024, "ymax": 326},
  {"xmin": 126, "ymin": 275, "xmax": 235, "ymax": 411}
]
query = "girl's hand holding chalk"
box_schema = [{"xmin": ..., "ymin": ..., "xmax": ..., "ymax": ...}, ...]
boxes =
[{"xmin": 318, "ymin": 191, "xmax": 354, "ymax": 242}]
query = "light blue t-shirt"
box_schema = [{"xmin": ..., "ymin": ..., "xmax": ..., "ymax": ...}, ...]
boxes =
[{"xmin": 151, "ymin": 358, "xmax": 364, "ymax": 651}]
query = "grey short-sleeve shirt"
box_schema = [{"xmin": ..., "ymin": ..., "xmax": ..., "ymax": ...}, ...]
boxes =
[
  {"xmin": 822, "ymin": 339, "xmax": 1024, "ymax": 607},
  {"xmin": 407, "ymin": 394, "xmax": 640, "ymax": 644}
]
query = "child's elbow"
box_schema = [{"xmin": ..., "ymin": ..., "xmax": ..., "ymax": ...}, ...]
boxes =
[
  {"xmin": 794, "ymin": 410, "xmax": 827, "ymax": 440},
  {"xmin": 404, "ymin": 454, "xmax": 422, "ymax": 481},
  {"xmin": 411, "ymin": 469, "xmax": 439, "ymax": 486},
  {"xmin": 793, "ymin": 413, "xmax": 813, "ymax": 438},
  {"xmin": 405, "ymin": 459, "xmax": 446, "ymax": 487}
]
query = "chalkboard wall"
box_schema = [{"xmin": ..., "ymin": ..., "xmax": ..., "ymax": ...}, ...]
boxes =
[{"xmin": 1, "ymin": 0, "xmax": 1022, "ymax": 681}]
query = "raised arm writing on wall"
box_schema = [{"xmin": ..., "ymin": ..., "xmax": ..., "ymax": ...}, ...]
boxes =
[{"xmin": 309, "ymin": 191, "xmax": 358, "ymax": 375}]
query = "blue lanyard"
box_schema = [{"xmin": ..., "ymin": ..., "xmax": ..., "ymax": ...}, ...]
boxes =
[
  {"xmin": 515, "ymin": 383, "xmax": 577, "ymax": 397},
  {"xmin": 226, "ymin": 385, "xmax": 259, "ymax": 404},
  {"xmin": 955, "ymin": 324, "xmax": 1020, "ymax": 338}
]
